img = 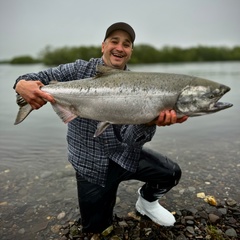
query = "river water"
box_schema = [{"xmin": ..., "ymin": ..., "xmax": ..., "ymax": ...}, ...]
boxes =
[{"xmin": 0, "ymin": 62, "xmax": 239, "ymax": 239}]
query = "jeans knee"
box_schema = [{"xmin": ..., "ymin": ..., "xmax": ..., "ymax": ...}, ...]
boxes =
[{"xmin": 173, "ymin": 163, "xmax": 182, "ymax": 186}]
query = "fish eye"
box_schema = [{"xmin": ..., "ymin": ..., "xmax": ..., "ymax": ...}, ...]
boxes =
[{"xmin": 208, "ymin": 94, "xmax": 215, "ymax": 99}]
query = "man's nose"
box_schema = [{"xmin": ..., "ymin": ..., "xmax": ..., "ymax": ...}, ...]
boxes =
[{"xmin": 115, "ymin": 43, "xmax": 124, "ymax": 51}]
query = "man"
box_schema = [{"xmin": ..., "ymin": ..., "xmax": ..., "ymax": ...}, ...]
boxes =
[{"xmin": 14, "ymin": 22, "xmax": 188, "ymax": 237}]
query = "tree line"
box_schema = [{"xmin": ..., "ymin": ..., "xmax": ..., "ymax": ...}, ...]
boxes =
[{"xmin": 5, "ymin": 44, "xmax": 240, "ymax": 65}]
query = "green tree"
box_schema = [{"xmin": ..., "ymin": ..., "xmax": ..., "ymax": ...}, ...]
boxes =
[{"xmin": 10, "ymin": 55, "xmax": 40, "ymax": 64}]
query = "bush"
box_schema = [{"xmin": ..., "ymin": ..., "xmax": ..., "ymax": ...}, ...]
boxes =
[{"xmin": 10, "ymin": 55, "xmax": 40, "ymax": 64}]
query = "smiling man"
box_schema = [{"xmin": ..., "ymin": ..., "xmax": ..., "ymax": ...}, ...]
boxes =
[
  {"xmin": 13, "ymin": 22, "xmax": 188, "ymax": 238},
  {"xmin": 102, "ymin": 22, "xmax": 134, "ymax": 69}
]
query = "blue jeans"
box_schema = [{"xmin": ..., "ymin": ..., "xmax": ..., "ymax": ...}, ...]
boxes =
[{"xmin": 76, "ymin": 147, "xmax": 181, "ymax": 233}]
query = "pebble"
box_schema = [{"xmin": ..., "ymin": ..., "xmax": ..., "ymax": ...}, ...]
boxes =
[
  {"xmin": 186, "ymin": 226, "xmax": 195, "ymax": 234},
  {"xmin": 18, "ymin": 228, "xmax": 25, "ymax": 234},
  {"xmin": 176, "ymin": 234, "xmax": 188, "ymax": 240},
  {"xmin": 188, "ymin": 186, "xmax": 196, "ymax": 192},
  {"xmin": 225, "ymin": 228, "xmax": 237, "ymax": 237},
  {"xmin": 208, "ymin": 213, "xmax": 220, "ymax": 223},
  {"xmin": 226, "ymin": 198, "xmax": 237, "ymax": 207},
  {"xmin": 40, "ymin": 171, "xmax": 53, "ymax": 179},
  {"xmin": 179, "ymin": 189, "xmax": 185, "ymax": 194},
  {"xmin": 186, "ymin": 220, "xmax": 194, "ymax": 225},
  {"xmin": 51, "ymin": 224, "xmax": 62, "ymax": 234},
  {"xmin": 57, "ymin": 211, "xmax": 66, "ymax": 220},
  {"xmin": 118, "ymin": 220, "xmax": 128, "ymax": 228},
  {"xmin": 218, "ymin": 207, "xmax": 227, "ymax": 215}
]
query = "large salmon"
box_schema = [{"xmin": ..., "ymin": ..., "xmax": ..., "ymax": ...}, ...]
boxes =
[{"xmin": 14, "ymin": 66, "xmax": 233, "ymax": 136}]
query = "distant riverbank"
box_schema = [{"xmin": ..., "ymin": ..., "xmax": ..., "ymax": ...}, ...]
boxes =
[{"xmin": 1, "ymin": 44, "xmax": 240, "ymax": 66}]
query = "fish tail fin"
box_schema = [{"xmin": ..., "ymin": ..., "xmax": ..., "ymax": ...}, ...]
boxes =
[{"xmin": 14, "ymin": 95, "xmax": 33, "ymax": 125}]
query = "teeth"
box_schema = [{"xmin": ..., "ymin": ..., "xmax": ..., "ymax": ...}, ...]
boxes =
[{"xmin": 112, "ymin": 53, "xmax": 123, "ymax": 58}]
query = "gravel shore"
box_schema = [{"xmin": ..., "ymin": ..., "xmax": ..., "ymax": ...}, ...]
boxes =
[
  {"xmin": 58, "ymin": 197, "xmax": 239, "ymax": 240},
  {"xmin": 1, "ymin": 164, "xmax": 240, "ymax": 240}
]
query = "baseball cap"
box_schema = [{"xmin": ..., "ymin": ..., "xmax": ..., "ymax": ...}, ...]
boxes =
[{"xmin": 104, "ymin": 22, "xmax": 135, "ymax": 43}]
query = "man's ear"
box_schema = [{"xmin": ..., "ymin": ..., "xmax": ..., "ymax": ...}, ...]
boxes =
[{"xmin": 101, "ymin": 42, "xmax": 105, "ymax": 53}]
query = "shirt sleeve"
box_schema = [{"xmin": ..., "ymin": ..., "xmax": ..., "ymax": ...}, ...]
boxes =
[
  {"xmin": 120, "ymin": 124, "xmax": 156, "ymax": 147},
  {"xmin": 13, "ymin": 59, "xmax": 86, "ymax": 89}
]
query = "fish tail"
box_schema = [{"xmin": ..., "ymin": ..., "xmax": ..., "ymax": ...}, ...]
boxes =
[{"xmin": 14, "ymin": 95, "xmax": 33, "ymax": 125}]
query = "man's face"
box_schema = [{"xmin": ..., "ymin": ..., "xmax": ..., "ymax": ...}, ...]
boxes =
[{"xmin": 102, "ymin": 30, "xmax": 133, "ymax": 69}]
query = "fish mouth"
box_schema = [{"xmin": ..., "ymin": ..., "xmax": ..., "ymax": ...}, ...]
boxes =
[
  {"xmin": 209, "ymin": 84, "xmax": 232, "ymax": 112},
  {"xmin": 211, "ymin": 101, "xmax": 233, "ymax": 112},
  {"xmin": 186, "ymin": 101, "xmax": 233, "ymax": 117}
]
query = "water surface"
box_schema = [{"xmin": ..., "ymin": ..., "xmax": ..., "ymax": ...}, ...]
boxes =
[{"xmin": 0, "ymin": 62, "xmax": 239, "ymax": 239}]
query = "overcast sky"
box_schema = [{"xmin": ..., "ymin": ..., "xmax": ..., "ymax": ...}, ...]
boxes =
[{"xmin": 1, "ymin": 0, "xmax": 239, "ymax": 60}]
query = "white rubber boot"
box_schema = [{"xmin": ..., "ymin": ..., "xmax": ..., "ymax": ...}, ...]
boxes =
[{"xmin": 135, "ymin": 188, "xmax": 176, "ymax": 226}]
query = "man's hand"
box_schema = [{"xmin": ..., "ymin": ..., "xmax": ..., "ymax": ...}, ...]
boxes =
[
  {"xmin": 147, "ymin": 110, "xmax": 188, "ymax": 127},
  {"xmin": 15, "ymin": 80, "xmax": 55, "ymax": 109}
]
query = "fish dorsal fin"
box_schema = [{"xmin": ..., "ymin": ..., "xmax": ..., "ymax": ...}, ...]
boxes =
[{"xmin": 95, "ymin": 65, "xmax": 123, "ymax": 78}]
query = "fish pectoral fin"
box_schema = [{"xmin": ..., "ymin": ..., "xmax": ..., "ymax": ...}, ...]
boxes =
[
  {"xmin": 51, "ymin": 103, "xmax": 78, "ymax": 123},
  {"xmin": 94, "ymin": 121, "xmax": 111, "ymax": 137}
]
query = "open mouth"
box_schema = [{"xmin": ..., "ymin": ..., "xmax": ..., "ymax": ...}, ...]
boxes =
[
  {"xmin": 112, "ymin": 52, "xmax": 124, "ymax": 58},
  {"xmin": 212, "ymin": 101, "xmax": 233, "ymax": 111}
]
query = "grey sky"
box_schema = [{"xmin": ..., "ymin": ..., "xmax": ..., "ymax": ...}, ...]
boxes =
[{"xmin": 1, "ymin": 0, "xmax": 239, "ymax": 60}]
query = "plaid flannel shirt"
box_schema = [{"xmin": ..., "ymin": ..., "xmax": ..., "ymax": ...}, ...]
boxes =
[{"xmin": 14, "ymin": 58, "xmax": 156, "ymax": 186}]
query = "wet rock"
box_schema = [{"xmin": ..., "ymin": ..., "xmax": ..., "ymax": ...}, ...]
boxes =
[
  {"xmin": 186, "ymin": 220, "xmax": 194, "ymax": 225},
  {"xmin": 176, "ymin": 234, "xmax": 188, "ymax": 240},
  {"xmin": 31, "ymin": 221, "xmax": 49, "ymax": 233},
  {"xmin": 218, "ymin": 207, "xmax": 227, "ymax": 215},
  {"xmin": 57, "ymin": 211, "xmax": 66, "ymax": 220},
  {"xmin": 18, "ymin": 228, "xmax": 25, "ymax": 234},
  {"xmin": 40, "ymin": 171, "xmax": 53, "ymax": 179},
  {"xmin": 51, "ymin": 224, "xmax": 62, "ymax": 234},
  {"xmin": 186, "ymin": 225, "xmax": 195, "ymax": 235},
  {"xmin": 196, "ymin": 211, "xmax": 208, "ymax": 219},
  {"xmin": 69, "ymin": 224, "xmax": 79, "ymax": 236},
  {"xmin": 188, "ymin": 186, "xmax": 196, "ymax": 192},
  {"xmin": 228, "ymin": 216, "xmax": 237, "ymax": 225},
  {"xmin": 0, "ymin": 201, "xmax": 8, "ymax": 206},
  {"xmin": 225, "ymin": 228, "xmax": 237, "ymax": 237},
  {"xmin": 208, "ymin": 213, "xmax": 220, "ymax": 223},
  {"xmin": 226, "ymin": 198, "xmax": 237, "ymax": 207},
  {"xmin": 118, "ymin": 220, "xmax": 128, "ymax": 228},
  {"xmin": 59, "ymin": 236, "xmax": 68, "ymax": 240}
]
